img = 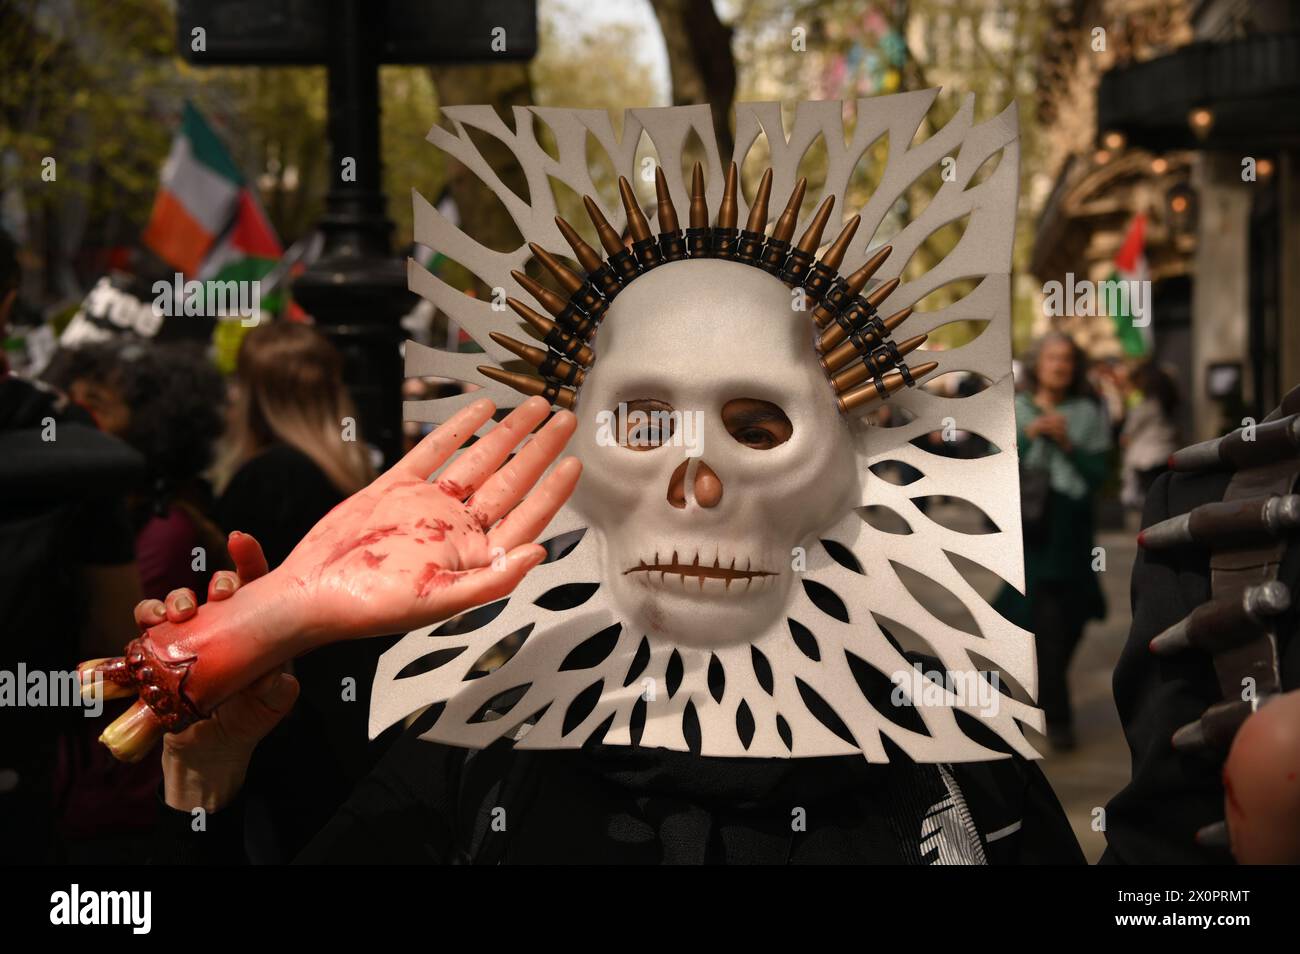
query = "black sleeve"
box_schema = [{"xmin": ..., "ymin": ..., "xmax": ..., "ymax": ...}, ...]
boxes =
[
  {"xmin": 215, "ymin": 446, "xmax": 343, "ymax": 569},
  {"xmin": 293, "ymin": 711, "xmax": 465, "ymax": 864},
  {"xmin": 1100, "ymin": 469, "xmax": 1232, "ymax": 865},
  {"xmin": 150, "ymin": 789, "xmax": 252, "ymax": 865}
]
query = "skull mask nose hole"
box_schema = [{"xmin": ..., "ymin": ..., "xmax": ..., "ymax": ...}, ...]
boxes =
[{"xmin": 667, "ymin": 460, "xmax": 689, "ymax": 509}]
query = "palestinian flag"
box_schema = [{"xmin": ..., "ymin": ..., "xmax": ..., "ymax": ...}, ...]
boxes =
[
  {"xmin": 143, "ymin": 102, "xmax": 282, "ymax": 297},
  {"xmin": 1105, "ymin": 213, "xmax": 1151, "ymax": 358}
]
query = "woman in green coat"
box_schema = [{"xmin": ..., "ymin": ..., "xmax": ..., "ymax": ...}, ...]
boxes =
[{"xmin": 996, "ymin": 332, "xmax": 1111, "ymax": 751}]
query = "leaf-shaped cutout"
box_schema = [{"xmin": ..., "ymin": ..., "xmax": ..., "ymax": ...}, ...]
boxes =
[
  {"xmin": 584, "ymin": 131, "xmax": 620, "ymax": 212},
  {"xmin": 870, "ymin": 611, "xmax": 940, "ymax": 659},
  {"xmin": 869, "ymin": 460, "xmax": 924, "ymax": 485},
  {"xmin": 776, "ymin": 713, "xmax": 793, "ymax": 750},
  {"xmin": 740, "ymin": 128, "xmax": 772, "ymax": 205},
  {"xmin": 899, "ymin": 212, "xmax": 970, "ymax": 283},
  {"xmin": 708, "ymin": 654, "xmax": 725, "ymax": 703},
  {"xmin": 467, "ymin": 683, "xmax": 532, "ymax": 724},
  {"xmin": 918, "ymin": 319, "xmax": 989, "ymax": 349},
  {"xmin": 953, "ymin": 708, "xmax": 1015, "ymax": 757},
  {"xmin": 623, "ymin": 635, "xmax": 651, "ymax": 687},
  {"xmin": 751, "ymin": 644, "xmax": 774, "ymax": 695},
  {"xmin": 908, "ymin": 432, "xmax": 1001, "ymax": 458},
  {"xmin": 909, "ymin": 276, "xmax": 984, "ymax": 313},
  {"xmin": 736, "ymin": 699, "xmax": 756, "ymax": 750},
  {"xmin": 964, "ymin": 146, "xmax": 1004, "ymax": 191},
  {"xmin": 802, "ymin": 578, "xmax": 849, "ymax": 623},
  {"xmin": 630, "ymin": 693, "xmax": 647, "ymax": 747},
  {"xmin": 788, "ymin": 617, "xmax": 821, "ymax": 661},
  {"xmin": 395, "ymin": 646, "xmax": 467, "ymax": 680},
  {"xmin": 682, "ymin": 698, "xmax": 702, "ymax": 756},
  {"xmin": 912, "ymin": 496, "xmax": 1000, "ymax": 533},
  {"xmin": 533, "ymin": 112, "xmax": 562, "ymax": 163},
  {"xmin": 793, "ymin": 132, "xmax": 829, "ymax": 220},
  {"xmin": 847, "ymin": 131, "xmax": 889, "ymax": 210},
  {"xmin": 630, "ymin": 129, "xmax": 659, "ymax": 209},
  {"xmin": 944, "ymin": 550, "xmax": 1017, "ymax": 619},
  {"xmin": 558, "ymin": 623, "xmax": 622, "ymax": 671},
  {"xmin": 458, "ymin": 127, "xmax": 529, "ymax": 244},
  {"xmin": 969, "ymin": 651, "xmax": 1034, "ymax": 706},
  {"xmin": 859, "ymin": 504, "xmax": 913, "ymax": 535},
  {"xmin": 844, "ymin": 649, "xmax": 930, "ymax": 736},
  {"xmin": 561, "ymin": 679, "xmax": 603, "ymax": 737},
  {"xmin": 889, "ymin": 559, "xmax": 983, "ymax": 639},
  {"xmin": 429, "ymin": 597, "xmax": 508, "ymax": 638},
  {"xmin": 540, "ymin": 528, "xmax": 586, "ymax": 563},
  {"xmin": 533, "ymin": 581, "xmax": 599, "ymax": 610},
  {"xmin": 549, "ymin": 175, "xmax": 593, "ymax": 245},
  {"xmin": 666, "ymin": 649, "xmax": 684, "ymax": 698},
  {"xmin": 795, "ymin": 677, "xmax": 857, "ymax": 748},
  {"xmin": 467, "ymin": 623, "xmax": 534, "ymax": 677},
  {"xmin": 678, "ymin": 126, "xmax": 708, "ymax": 197},
  {"xmin": 919, "ymin": 371, "xmax": 993, "ymax": 396},
  {"xmin": 821, "ymin": 538, "xmax": 864, "ymax": 573},
  {"xmin": 864, "ymin": 403, "xmax": 916, "ymax": 428}
]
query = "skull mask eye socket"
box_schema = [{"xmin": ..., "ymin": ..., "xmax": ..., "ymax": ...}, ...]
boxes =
[
  {"xmin": 721, "ymin": 398, "xmax": 792, "ymax": 450},
  {"xmin": 615, "ymin": 398, "xmax": 676, "ymax": 450}
]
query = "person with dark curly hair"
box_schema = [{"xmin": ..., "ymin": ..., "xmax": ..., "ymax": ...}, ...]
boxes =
[{"xmin": 44, "ymin": 339, "xmax": 230, "ymax": 600}]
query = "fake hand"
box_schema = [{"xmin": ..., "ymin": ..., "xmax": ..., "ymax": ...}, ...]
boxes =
[
  {"xmin": 80, "ymin": 397, "xmax": 580, "ymax": 763},
  {"xmin": 1222, "ymin": 689, "xmax": 1300, "ymax": 864},
  {"xmin": 119, "ymin": 532, "xmax": 301, "ymax": 811},
  {"xmin": 278, "ymin": 396, "xmax": 580, "ymax": 641}
]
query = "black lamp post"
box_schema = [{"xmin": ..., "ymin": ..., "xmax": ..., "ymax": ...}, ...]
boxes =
[{"xmin": 290, "ymin": 0, "xmax": 411, "ymax": 466}]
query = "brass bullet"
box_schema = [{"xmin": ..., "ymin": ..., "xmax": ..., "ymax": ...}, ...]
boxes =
[
  {"xmin": 581, "ymin": 195, "xmax": 640, "ymax": 287},
  {"xmin": 583, "ymin": 195, "xmax": 625, "ymax": 256},
  {"xmin": 837, "ymin": 360, "xmax": 938, "ymax": 414},
  {"xmin": 712, "ymin": 161, "xmax": 740, "ymax": 258},
  {"xmin": 811, "ymin": 246, "xmax": 892, "ymax": 328},
  {"xmin": 478, "ymin": 365, "xmax": 577, "ymax": 411},
  {"xmin": 686, "ymin": 161, "xmax": 712, "ymax": 257},
  {"xmin": 618, "ymin": 175, "xmax": 653, "ymax": 244},
  {"xmin": 794, "ymin": 195, "xmax": 835, "ymax": 255},
  {"xmin": 779, "ymin": 194, "xmax": 834, "ymax": 284},
  {"xmin": 556, "ymin": 214, "xmax": 624, "ymax": 299},
  {"xmin": 511, "ymin": 269, "xmax": 569, "ymax": 319},
  {"xmin": 654, "ymin": 166, "xmax": 687, "ymax": 262},
  {"xmin": 528, "ymin": 243, "xmax": 584, "ymax": 297},
  {"xmin": 820, "ymin": 305, "xmax": 913, "ymax": 372},
  {"xmin": 654, "ymin": 166, "xmax": 680, "ymax": 233},
  {"xmin": 817, "ymin": 276, "xmax": 903, "ymax": 353},
  {"xmin": 554, "ymin": 216, "xmax": 604, "ymax": 273},
  {"xmin": 736, "ymin": 167, "xmax": 773, "ymax": 264},
  {"xmin": 831, "ymin": 334, "xmax": 929, "ymax": 393},
  {"xmin": 770, "ymin": 176, "xmax": 807, "ymax": 245},
  {"xmin": 744, "ymin": 167, "xmax": 773, "ymax": 233},
  {"xmin": 506, "ymin": 297, "xmax": 595, "ymax": 366},
  {"xmin": 819, "ymin": 215, "xmax": 861, "ymax": 272},
  {"xmin": 688, "ymin": 161, "xmax": 708, "ymax": 229},
  {"xmin": 489, "ymin": 331, "xmax": 587, "ymax": 387},
  {"xmin": 803, "ymin": 214, "xmax": 861, "ymax": 301},
  {"xmin": 718, "ymin": 161, "xmax": 738, "ymax": 229}
]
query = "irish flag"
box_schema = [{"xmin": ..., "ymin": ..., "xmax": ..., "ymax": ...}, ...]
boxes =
[
  {"xmin": 1105, "ymin": 213, "xmax": 1151, "ymax": 358},
  {"xmin": 142, "ymin": 102, "xmax": 281, "ymax": 287}
]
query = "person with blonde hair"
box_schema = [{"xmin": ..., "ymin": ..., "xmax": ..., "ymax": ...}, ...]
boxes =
[{"xmin": 213, "ymin": 320, "xmax": 385, "ymax": 861}]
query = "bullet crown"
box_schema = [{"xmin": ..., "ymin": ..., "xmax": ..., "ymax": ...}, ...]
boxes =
[{"xmin": 486, "ymin": 162, "xmax": 926, "ymax": 415}]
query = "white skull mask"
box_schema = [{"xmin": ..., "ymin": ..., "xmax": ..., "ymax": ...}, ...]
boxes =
[
  {"xmin": 372, "ymin": 97, "xmax": 1045, "ymax": 763},
  {"xmin": 571, "ymin": 260, "xmax": 859, "ymax": 647}
]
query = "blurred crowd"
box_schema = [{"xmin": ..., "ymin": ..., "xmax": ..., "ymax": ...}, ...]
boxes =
[{"xmin": 0, "ymin": 231, "xmax": 398, "ymax": 863}]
